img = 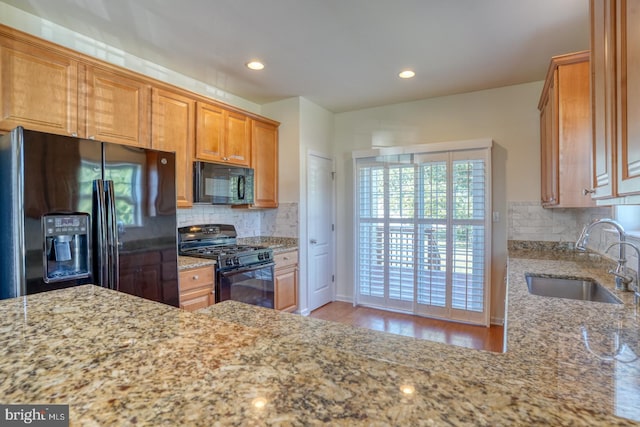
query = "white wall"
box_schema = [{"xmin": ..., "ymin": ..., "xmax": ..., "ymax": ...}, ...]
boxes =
[
  {"xmin": 334, "ymin": 81, "xmax": 544, "ymax": 324},
  {"xmin": 261, "ymin": 98, "xmax": 301, "ymax": 202},
  {"xmin": 262, "ymin": 97, "xmax": 334, "ymax": 315}
]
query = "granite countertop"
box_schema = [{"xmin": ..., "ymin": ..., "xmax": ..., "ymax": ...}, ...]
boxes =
[
  {"xmin": 238, "ymin": 236, "xmax": 298, "ymax": 254},
  {"xmin": 178, "ymin": 255, "xmax": 216, "ymax": 271},
  {"xmin": 1, "ymin": 243, "xmax": 639, "ymax": 425}
]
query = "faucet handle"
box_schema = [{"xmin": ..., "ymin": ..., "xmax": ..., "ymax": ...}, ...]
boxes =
[{"xmin": 608, "ymin": 269, "xmax": 633, "ymax": 291}]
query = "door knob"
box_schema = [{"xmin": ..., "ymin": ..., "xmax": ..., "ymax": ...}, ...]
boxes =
[{"xmin": 310, "ymin": 239, "xmax": 317, "ymax": 244}]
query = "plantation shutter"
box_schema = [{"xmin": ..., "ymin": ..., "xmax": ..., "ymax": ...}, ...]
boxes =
[{"xmin": 354, "ymin": 140, "xmax": 491, "ymax": 326}]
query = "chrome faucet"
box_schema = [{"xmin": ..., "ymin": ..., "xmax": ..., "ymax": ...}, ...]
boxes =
[
  {"xmin": 576, "ymin": 218, "xmax": 631, "ymax": 291},
  {"xmin": 606, "ymin": 241, "xmax": 640, "ymax": 305}
]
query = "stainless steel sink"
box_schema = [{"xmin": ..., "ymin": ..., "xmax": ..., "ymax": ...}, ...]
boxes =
[{"xmin": 525, "ymin": 274, "xmax": 623, "ymax": 304}]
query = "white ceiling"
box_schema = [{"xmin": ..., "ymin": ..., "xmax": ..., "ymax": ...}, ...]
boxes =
[{"xmin": 1, "ymin": 0, "xmax": 590, "ymax": 113}]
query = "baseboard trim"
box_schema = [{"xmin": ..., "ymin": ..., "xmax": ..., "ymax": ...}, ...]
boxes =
[{"xmin": 299, "ymin": 308, "xmax": 311, "ymax": 316}]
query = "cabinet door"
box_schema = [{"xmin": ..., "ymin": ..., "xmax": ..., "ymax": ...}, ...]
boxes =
[
  {"xmin": 539, "ymin": 77, "xmax": 558, "ymax": 206},
  {"xmin": 83, "ymin": 66, "xmax": 151, "ymax": 147},
  {"xmin": 0, "ymin": 37, "xmax": 78, "ymax": 135},
  {"xmin": 195, "ymin": 101, "xmax": 225, "ymax": 161},
  {"xmin": 275, "ymin": 266, "xmax": 297, "ymax": 312},
  {"xmin": 251, "ymin": 119, "xmax": 279, "ymax": 208},
  {"xmin": 591, "ymin": 0, "xmax": 617, "ymax": 198},
  {"xmin": 557, "ymin": 60, "xmax": 595, "ymax": 207},
  {"xmin": 179, "ymin": 266, "xmax": 215, "ymax": 311},
  {"xmin": 180, "ymin": 289, "xmax": 211, "ymax": 311},
  {"xmin": 616, "ymin": 0, "xmax": 640, "ymax": 195},
  {"xmin": 225, "ymin": 110, "xmax": 251, "ymax": 166},
  {"xmin": 118, "ymin": 264, "xmax": 163, "ymax": 303},
  {"xmin": 152, "ymin": 87, "xmax": 195, "ymax": 207}
]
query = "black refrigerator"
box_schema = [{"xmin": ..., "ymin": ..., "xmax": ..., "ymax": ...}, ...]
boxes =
[{"xmin": 0, "ymin": 127, "xmax": 179, "ymax": 306}]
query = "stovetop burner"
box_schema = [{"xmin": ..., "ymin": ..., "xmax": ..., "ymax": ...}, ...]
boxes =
[
  {"xmin": 177, "ymin": 224, "xmax": 273, "ymax": 270},
  {"xmin": 186, "ymin": 244, "xmax": 258, "ymax": 256}
]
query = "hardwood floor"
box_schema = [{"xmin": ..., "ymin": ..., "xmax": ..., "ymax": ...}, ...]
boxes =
[{"xmin": 309, "ymin": 301, "xmax": 505, "ymax": 353}]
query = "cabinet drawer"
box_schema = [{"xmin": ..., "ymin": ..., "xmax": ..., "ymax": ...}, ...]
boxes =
[
  {"xmin": 179, "ymin": 266, "xmax": 214, "ymax": 292},
  {"xmin": 180, "ymin": 286, "xmax": 213, "ymax": 302},
  {"xmin": 274, "ymin": 251, "xmax": 298, "ymax": 269},
  {"xmin": 180, "ymin": 289, "xmax": 213, "ymax": 312}
]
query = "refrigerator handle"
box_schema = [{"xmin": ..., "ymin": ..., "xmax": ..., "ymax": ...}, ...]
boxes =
[
  {"xmin": 105, "ymin": 180, "xmax": 119, "ymax": 291},
  {"xmin": 93, "ymin": 180, "xmax": 108, "ymax": 288}
]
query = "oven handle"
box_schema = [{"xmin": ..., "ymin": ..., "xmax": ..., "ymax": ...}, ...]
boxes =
[{"xmin": 218, "ymin": 262, "xmax": 275, "ymax": 276}]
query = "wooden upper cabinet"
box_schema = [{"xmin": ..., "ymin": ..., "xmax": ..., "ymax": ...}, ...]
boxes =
[
  {"xmin": 539, "ymin": 77, "xmax": 558, "ymax": 206},
  {"xmin": 0, "ymin": 35, "xmax": 78, "ymax": 136},
  {"xmin": 195, "ymin": 102, "xmax": 250, "ymax": 166},
  {"xmin": 225, "ymin": 110, "xmax": 251, "ymax": 165},
  {"xmin": 591, "ymin": 0, "xmax": 617, "ymax": 198},
  {"xmin": 538, "ymin": 51, "xmax": 595, "ymax": 208},
  {"xmin": 82, "ymin": 65, "xmax": 151, "ymax": 147},
  {"xmin": 152, "ymin": 87, "xmax": 195, "ymax": 208},
  {"xmin": 615, "ymin": 0, "xmax": 640, "ymax": 195},
  {"xmin": 590, "ymin": 0, "xmax": 640, "ymax": 200},
  {"xmin": 251, "ymin": 119, "xmax": 279, "ymax": 208},
  {"xmin": 0, "ymin": 24, "xmax": 278, "ymax": 210},
  {"xmin": 195, "ymin": 102, "xmax": 225, "ymax": 159}
]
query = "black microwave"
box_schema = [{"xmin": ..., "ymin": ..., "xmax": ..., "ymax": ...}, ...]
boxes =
[{"xmin": 193, "ymin": 161, "xmax": 254, "ymax": 205}]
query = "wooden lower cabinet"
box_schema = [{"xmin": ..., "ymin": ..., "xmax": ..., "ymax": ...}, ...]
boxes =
[
  {"xmin": 274, "ymin": 250, "xmax": 298, "ymax": 312},
  {"xmin": 119, "ymin": 251, "xmax": 163, "ymax": 303},
  {"xmin": 179, "ymin": 265, "xmax": 215, "ymax": 311}
]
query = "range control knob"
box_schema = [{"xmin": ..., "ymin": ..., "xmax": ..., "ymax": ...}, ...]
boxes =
[
  {"xmin": 264, "ymin": 252, "xmax": 270, "ymax": 260},
  {"xmin": 233, "ymin": 257, "xmax": 240, "ymax": 265},
  {"xmin": 258, "ymin": 253, "xmax": 264, "ymax": 261},
  {"xmin": 225, "ymin": 258, "xmax": 233, "ymax": 266}
]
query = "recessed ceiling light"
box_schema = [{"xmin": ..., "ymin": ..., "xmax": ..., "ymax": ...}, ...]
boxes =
[
  {"xmin": 246, "ymin": 61, "xmax": 265, "ymax": 71},
  {"xmin": 398, "ymin": 70, "xmax": 415, "ymax": 79}
]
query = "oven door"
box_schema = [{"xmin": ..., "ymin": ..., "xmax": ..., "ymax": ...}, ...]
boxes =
[{"xmin": 217, "ymin": 262, "xmax": 275, "ymax": 308}]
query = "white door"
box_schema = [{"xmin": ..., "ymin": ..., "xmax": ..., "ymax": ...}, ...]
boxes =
[{"xmin": 307, "ymin": 153, "xmax": 334, "ymax": 311}]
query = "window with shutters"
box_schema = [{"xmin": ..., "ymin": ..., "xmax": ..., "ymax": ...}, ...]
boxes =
[{"xmin": 354, "ymin": 140, "xmax": 491, "ymax": 326}]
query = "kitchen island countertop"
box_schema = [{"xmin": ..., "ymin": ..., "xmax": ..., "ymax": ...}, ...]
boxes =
[{"xmin": 0, "ymin": 243, "xmax": 639, "ymax": 425}]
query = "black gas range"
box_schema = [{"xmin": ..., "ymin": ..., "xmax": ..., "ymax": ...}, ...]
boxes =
[{"xmin": 178, "ymin": 224, "xmax": 275, "ymax": 308}]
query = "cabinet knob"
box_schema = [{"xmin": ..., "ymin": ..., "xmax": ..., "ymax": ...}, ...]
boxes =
[
  {"xmin": 70, "ymin": 132, "xmax": 78, "ymax": 137},
  {"xmin": 192, "ymin": 275, "xmax": 199, "ymax": 280},
  {"xmin": 583, "ymin": 188, "xmax": 595, "ymax": 195}
]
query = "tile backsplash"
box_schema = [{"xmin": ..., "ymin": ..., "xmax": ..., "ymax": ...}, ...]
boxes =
[
  {"xmin": 508, "ymin": 201, "xmax": 640, "ymax": 274},
  {"xmin": 177, "ymin": 202, "xmax": 298, "ymax": 238},
  {"xmin": 508, "ymin": 201, "xmax": 611, "ymax": 242}
]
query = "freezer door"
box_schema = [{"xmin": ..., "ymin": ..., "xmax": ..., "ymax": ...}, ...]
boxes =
[
  {"xmin": 103, "ymin": 143, "xmax": 179, "ymax": 306},
  {"xmin": 18, "ymin": 129, "xmax": 101, "ymax": 297},
  {"xmin": 0, "ymin": 129, "xmax": 23, "ymax": 299}
]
